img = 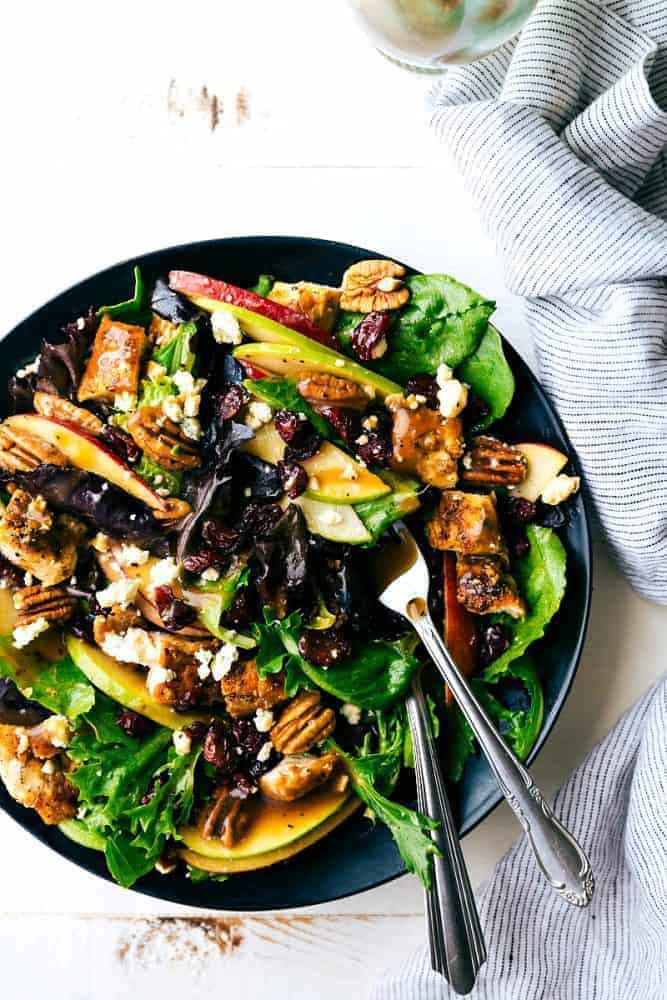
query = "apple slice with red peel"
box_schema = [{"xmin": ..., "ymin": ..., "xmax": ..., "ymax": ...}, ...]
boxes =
[
  {"xmin": 168, "ymin": 270, "xmax": 338, "ymax": 349},
  {"xmin": 513, "ymin": 443, "xmax": 569, "ymax": 502},
  {"xmin": 6, "ymin": 414, "xmax": 168, "ymax": 512},
  {"xmin": 443, "ymin": 552, "xmax": 478, "ymax": 706},
  {"xmin": 239, "ymin": 359, "xmax": 271, "ymax": 380}
]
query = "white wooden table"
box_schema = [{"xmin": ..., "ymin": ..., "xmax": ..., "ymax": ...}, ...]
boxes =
[{"xmin": 1, "ymin": 2, "xmax": 664, "ymax": 996}]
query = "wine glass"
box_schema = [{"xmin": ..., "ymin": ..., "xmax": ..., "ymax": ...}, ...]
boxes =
[{"xmin": 347, "ymin": 0, "xmax": 537, "ymax": 71}]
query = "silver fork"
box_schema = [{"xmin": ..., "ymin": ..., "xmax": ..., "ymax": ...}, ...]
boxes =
[
  {"xmin": 373, "ymin": 522, "xmax": 594, "ymax": 910},
  {"xmin": 406, "ymin": 670, "xmax": 487, "ymax": 992}
]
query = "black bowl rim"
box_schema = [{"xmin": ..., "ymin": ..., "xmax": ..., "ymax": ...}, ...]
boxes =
[{"xmin": 0, "ymin": 235, "xmax": 592, "ymax": 909}]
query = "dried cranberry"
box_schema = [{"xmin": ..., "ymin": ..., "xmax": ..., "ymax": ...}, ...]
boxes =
[
  {"xmin": 203, "ymin": 720, "xmax": 233, "ymax": 770},
  {"xmin": 175, "ymin": 686, "xmax": 205, "ymax": 712},
  {"xmin": 140, "ymin": 771, "xmax": 169, "ymax": 805},
  {"xmin": 504, "ymin": 497, "xmax": 537, "ymax": 526},
  {"xmin": 217, "ymin": 383, "xmax": 249, "ymax": 421},
  {"xmin": 463, "ymin": 394, "xmax": 490, "ymax": 431},
  {"xmin": 240, "ymin": 502, "xmax": 284, "ymax": 537},
  {"xmin": 405, "ymin": 373, "xmax": 439, "ymax": 409},
  {"xmin": 357, "ymin": 430, "xmax": 392, "ymax": 467},
  {"xmin": 153, "ymin": 585, "xmax": 197, "ymax": 630},
  {"xmin": 223, "ymin": 589, "xmax": 255, "ymax": 629},
  {"xmin": 478, "ymin": 624, "xmax": 511, "ymax": 667},
  {"xmin": 183, "ymin": 721, "xmax": 208, "ymax": 744},
  {"xmin": 506, "ymin": 528, "xmax": 530, "ymax": 560},
  {"xmin": 0, "ymin": 556, "xmax": 26, "ymax": 590},
  {"xmin": 274, "ymin": 409, "xmax": 301, "ymax": 444},
  {"xmin": 285, "ymin": 433, "xmax": 322, "ymax": 464},
  {"xmin": 100, "ymin": 424, "xmax": 141, "ymax": 464},
  {"xmin": 536, "ymin": 501, "xmax": 567, "ymax": 529},
  {"xmin": 277, "ymin": 459, "xmax": 308, "ymax": 499},
  {"xmin": 350, "ymin": 312, "xmax": 392, "ymax": 361},
  {"xmin": 231, "ymin": 772, "xmax": 255, "ymax": 798},
  {"xmin": 231, "ymin": 718, "xmax": 265, "ymax": 756},
  {"xmin": 201, "ymin": 519, "xmax": 242, "ymax": 554},
  {"xmin": 298, "ymin": 628, "xmax": 352, "ymax": 667},
  {"xmin": 316, "ymin": 406, "xmax": 361, "ymax": 445},
  {"xmin": 117, "ymin": 709, "xmax": 153, "ymax": 738},
  {"xmin": 183, "ymin": 549, "xmax": 222, "ymax": 575}
]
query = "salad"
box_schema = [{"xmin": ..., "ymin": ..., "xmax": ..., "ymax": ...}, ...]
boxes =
[{"xmin": 0, "ymin": 259, "xmax": 580, "ymax": 890}]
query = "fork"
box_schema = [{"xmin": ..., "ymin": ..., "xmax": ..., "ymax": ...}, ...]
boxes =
[
  {"xmin": 406, "ymin": 670, "xmax": 487, "ymax": 992},
  {"xmin": 373, "ymin": 522, "xmax": 594, "ymax": 910}
]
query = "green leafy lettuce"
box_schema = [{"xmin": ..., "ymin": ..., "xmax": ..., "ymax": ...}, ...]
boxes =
[
  {"xmin": 152, "ymin": 321, "xmax": 197, "ymax": 375},
  {"xmin": 244, "ymin": 378, "xmax": 334, "ymax": 439},
  {"xmin": 195, "ymin": 565, "xmax": 255, "ymax": 649},
  {"xmin": 137, "ymin": 374, "xmax": 177, "ymax": 408},
  {"xmin": 96, "ymin": 266, "xmax": 149, "ymax": 325},
  {"xmin": 252, "ymin": 609, "xmax": 313, "ymax": 697},
  {"xmin": 134, "ymin": 453, "xmax": 182, "ymax": 497},
  {"xmin": 458, "ymin": 325, "xmax": 515, "ymax": 427},
  {"xmin": 24, "ymin": 659, "xmax": 95, "ymax": 720},
  {"xmin": 249, "ymin": 274, "xmax": 275, "ymax": 297}
]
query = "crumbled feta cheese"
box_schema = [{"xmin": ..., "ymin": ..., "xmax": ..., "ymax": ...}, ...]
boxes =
[
  {"xmin": 200, "ymin": 567, "xmax": 220, "ymax": 583},
  {"xmin": 340, "ymin": 703, "xmax": 362, "ymax": 726},
  {"xmin": 13, "ymin": 617, "xmax": 50, "ymax": 649},
  {"xmin": 101, "ymin": 628, "xmax": 156, "ymax": 667},
  {"xmin": 183, "ymin": 393, "xmax": 201, "ymax": 418},
  {"xmin": 114, "ymin": 391, "xmax": 137, "ymax": 413},
  {"xmin": 256, "ymin": 741, "xmax": 272, "ymax": 763},
  {"xmin": 181, "ymin": 417, "xmax": 201, "ymax": 441},
  {"xmin": 211, "ymin": 309, "xmax": 243, "ymax": 345},
  {"xmin": 355, "ymin": 434, "xmax": 369, "ymax": 446},
  {"xmin": 150, "ymin": 557, "xmax": 181, "ymax": 587},
  {"xmin": 172, "ymin": 729, "xmax": 193, "ymax": 756},
  {"xmin": 195, "ymin": 648, "xmax": 213, "ymax": 679},
  {"xmin": 172, "ymin": 370, "xmax": 195, "ymax": 394},
  {"xmin": 436, "ymin": 363, "xmax": 454, "ymax": 385},
  {"xmin": 43, "ymin": 715, "xmax": 70, "ymax": 748},
  {"xmin": 437, "ymin": 378, "xmax": 468, "ymax": 419},
  {"xmin": 318, "ymin": 507, "xmax": 344, "ymax": 527},
  {"xmin": 96, "ymin": 577, "xmax": 140, "ymax": 609},
  {"xmin": 541, "ymin": 474, "xmax": 581, "ymax": 506},
  {"xmin": 146, "ymin": 664, "xmax": 176, "ymax": 696},
  {"xmin": 162, "ymin": 397, "xmax": 184, "ymax": 423},
  {"xmin": 254, "ymin": 708, "xmax": 274, "ymax": 733},
  {"xmin": 16, "ymin": 358, "xmax": 40, "ymax": 379},
  {"xmin": 362, "ymin": 414, "xmax": 378, "ymax": 431},
  {"xmin": 244, "ymin": 400, "xmax": 273, "ymax": 430},
  {"xmin": 119, "ymin": 544, "xmax": 149, "ymax": 567},
  {"xmin": 23, "ymin": 571, "xmax": 33, "ymax": 586},
  {"xmin": 211, "ymin": 643, "xmax": 239, "ymax": 681}
]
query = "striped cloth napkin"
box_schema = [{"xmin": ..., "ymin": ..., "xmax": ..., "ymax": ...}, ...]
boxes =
[
  {"xmin": 427, "ymin": 0, "xmax": 667, "ymax": 604},
  {"xmin": 372, "ymin": 2, "xmax": 666, "ymax": 997}
]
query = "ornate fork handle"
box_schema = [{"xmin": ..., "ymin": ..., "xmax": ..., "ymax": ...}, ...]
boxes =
[{"xmin": 413, "ymin": 612, "xmax": 594, "ymax": 908}]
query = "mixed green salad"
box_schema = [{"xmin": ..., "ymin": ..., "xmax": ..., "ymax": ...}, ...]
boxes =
[{"xmin": 0, "ymin": 258, "xmax": 579, "ymax": 890}]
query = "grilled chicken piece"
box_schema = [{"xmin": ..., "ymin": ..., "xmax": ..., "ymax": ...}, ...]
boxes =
[
  {"xmin": 426, "ymin": 490, "xmax": 506, "ymax": 559},
  {"xmin": 198, "ymin": 784, "xmax": 250, "ymax": 847},
  {"xmin": 0, "ymin": 490, "xmax": 84, "ymax": 585},
  {"xmin": 0, "ymin": 716, "xmax": 77, "ymax": 824},
  {"xmin": 268, "ymin": 281, "xmax": 342, "ymax": 333},
  {"xmin": 259, "ymin": 752, "xmax": 339, "ymax": 802},
  {"xmin": 386, "ymin": 395, "xmax": 464, "ymax": 489},
  {"xmin": 456, "ymin": 556, "xmax": 526, "ymax": 618},
  {"xmin": 77, "ymin": 315, "xmax": 146, "ymax": 403},
  {"xmin": 220, "ymin": 660, "xmax": 287, "ymax": 719}
]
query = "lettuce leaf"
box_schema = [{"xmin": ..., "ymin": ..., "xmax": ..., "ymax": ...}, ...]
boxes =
[
  {"xmin": 249, "ymin": 275, "xmax": 275, "ymax": 297},
  {"xmin": 252, "ymin": 609, "xmax": 313, "ymax": 697},
  {"xmin": 152, "ymin": 321, "xmax": 197, "ymax": 375},
  {"xmin": 458, "ymin": 325, "xmax": 515, "ymax": 427},
  {"xmin": 134, "ymin": 453, "xmax": 182, "ymax": 497},
  {"xmin": 97, "ymin": 266, "xmax": 150, "ymax": 325},
  {"xmin": 28, "ymin": 659, "xmax": 95, "ymax": 720}
]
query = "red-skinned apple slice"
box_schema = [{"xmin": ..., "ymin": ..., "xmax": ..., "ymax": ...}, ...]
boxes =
[
  {"xmin": 513, "ymin": 443, "xmax": 568, "ymax": 502},
  {"xmin": 168, "ymin": 270, "xmax": 338, "ymax": 349},
  {"xmin": 5, "ymin": 414, "xmax": 169, "ymax": 512},
  {"xmin": 443, "ymin": 552, "xmax": 478, "ymax": 706},
  {"xmin": 239, "ymin": 359, "xmax": 271, "ymax": 380}
]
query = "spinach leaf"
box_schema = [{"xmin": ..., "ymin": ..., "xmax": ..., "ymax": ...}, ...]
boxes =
[
  {"xmin": 300, "ymin": 635, "xmax": 419, "ymax": 709},
  {"xmin": 249, "ymin": 274, "xmax": 275, "ymax": 297},
  {"xmin": 28, "ymin": 658, "xmax": 95, "ymax": 720},
  {"xmin": 458, "ymin": 325, "xmax": 515, "ymax": 427},
  {"xmin": 355, "ymin": 472, "xmax": 421, "ymax": 543},
  {"xmin": 477, "ymin": 658, "xmax": 544, "ymax": 761},
  {"xmin": 134, "ymin": 453, "xmax": 182, "ymax": 497},
  {"xmin": 252, "ymin": 609, "xmax": 313, "ymax": 697},
  {"xmin": 330, "ymin": 730, "xmax": 440, "ymax": 889},
  {"xmin": 377, "ymin": 274, "xmax": 495, "ymax": 383},
  {"xmin": 97, "ymin": 266, "xmax": 149, "ymax": 325},
  {"xmin": 152, "ymin": 321, "xmax": 197, "ymax": 375},
  {"xmin": 484, "ymin": 526, "xmax": 567, "ymax": 679},
  {"xmin": 243, "ymin": 378, "xmax": 333, "ymax": 439}
]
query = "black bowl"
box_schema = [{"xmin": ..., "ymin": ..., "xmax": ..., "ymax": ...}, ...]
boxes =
[{"xmin": 0, "ymin": 237, "xmax": 591, "ymax": 909}]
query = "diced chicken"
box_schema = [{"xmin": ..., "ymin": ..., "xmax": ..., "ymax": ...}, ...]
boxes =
[
  {"xmin": 456, "ymin": 556, "xmax": 526, "ymax": 618},
  {"xmin": 0, "ymin": 490, "xmax": 84, "ymax": 585},
  {"xmin": 77, "ymin": 314, "xmax": 146, "ymax": 403},
  {"xmin": 426, "ymin": 490, "xmax": 506, "ymax": 559},
  {"xmin": 259, "ymin": 752, "xmax": 339, "ymax": 802},
  {"xmin": 198, "ymin": 784, "xmax": 250, "ymax": 847},
  {"xmin": 386, "ymin": 395, "xmax": 464, "ymax": 489},
  {"xmin": 268, "ymin": 282, "xmax": 342, "ymax": 333},
  {"xmin": 0, "ymin": 716, "xmax": 77, "ymax": 824},
  {"xmin": 220, "ymin": 660, "xmax": 287, "ymax": 719}
]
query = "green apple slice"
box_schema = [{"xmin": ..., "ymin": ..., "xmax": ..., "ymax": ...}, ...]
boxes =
[
  {"xmin": 58, "ymin": 819, "xmax": 107, "ymax": 852},
  {"xmin": 291, "ymin": 495, "xmax": 371, "ymax": 544},
  {"xmin": 242, "ymin": 421, "xmax": 286, "ymax": 464},
  {"xmin": 66, "ymin": 636, "xmax": 214, "ymax": 730},
  {"xmin": 233, "ymin": 341, "xmax": 401, "ymax": 400}
]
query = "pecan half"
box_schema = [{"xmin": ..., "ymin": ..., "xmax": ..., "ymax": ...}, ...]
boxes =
[
  {"xmin": 270, "ymin": 691, "xmax": 335, "ymax": 754},
  {"xmin": 199, "ymin": 784, "xmax": 250, "ymax": 846},
  {"xmin": 340, "ymin": 259, "xmax": 410, "ymax": 313},
  {"xmin": 14, "ymin": 583, "xmax": 77, "ymax": 628},
  {"xmin": 0, "ymin": 422, "xmax": 67, "ymax": 472},
  {"xmin": 126, "ymin": 406, "xmax": 200, "ymax": 471},
  {"xmin": 297, "ymin": 372, "xmax": 369, "ymax": 410},
  {"xmin": 33, "ymin": 392, "xmax": 104, "ymax": 436},
  {"xmin": 460, "ymin": 436, "xmax": 527, "ymax": 488}
]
